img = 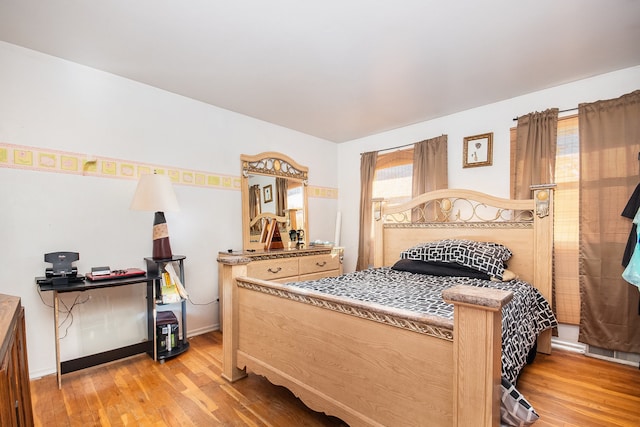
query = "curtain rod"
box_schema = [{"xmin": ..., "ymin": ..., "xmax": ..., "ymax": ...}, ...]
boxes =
[
  {"xmin": 360, "ymin": 141, "xmax": 415, "ymax": 155},
  {"xmin": 512, "ymin": 107, "xmax": 578, "ymax": 121},
  {"xmin": 359, "ymin": 134, "xmax": 447, "ymax": 155}
]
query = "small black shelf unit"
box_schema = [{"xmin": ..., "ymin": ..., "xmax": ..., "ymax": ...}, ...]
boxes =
[{"xmin": 145, "ymin": 255, "xmax": 189, "ymax": 362}]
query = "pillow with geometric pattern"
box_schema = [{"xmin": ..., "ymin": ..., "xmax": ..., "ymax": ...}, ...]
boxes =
[
  {"xmin": 500, "ymin": 377, "xmax": 539, "ymax": 427},
  {"xmin": 400, "ymin": 239, "xmax": 512, "ymax": 280}
]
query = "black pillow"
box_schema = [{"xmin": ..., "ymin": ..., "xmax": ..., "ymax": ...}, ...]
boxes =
[{"xmin": 391, "ymin": 259, "xmax": 492, "ymax": 280}]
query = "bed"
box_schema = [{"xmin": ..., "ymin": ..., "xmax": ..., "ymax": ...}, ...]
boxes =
[{"xmin": 218, "ymin": 186, "xmax": 556, "ymax": 426}]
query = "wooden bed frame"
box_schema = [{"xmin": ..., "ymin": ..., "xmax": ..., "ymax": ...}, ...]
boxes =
[{"xmin": 218, "ymin": 186, "xmax": 554, "ymax": 427}]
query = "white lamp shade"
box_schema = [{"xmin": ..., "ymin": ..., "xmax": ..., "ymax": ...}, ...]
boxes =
[{"xmin": 130, "ymin": 174, "xmax": 180, "ymax": 212}]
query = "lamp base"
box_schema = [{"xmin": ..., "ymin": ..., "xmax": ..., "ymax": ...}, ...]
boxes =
[{"xmin": 152, "ymin": 211, "xmax": 173, "ymax": 260}]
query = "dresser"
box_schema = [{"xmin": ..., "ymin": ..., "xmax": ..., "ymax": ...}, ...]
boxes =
[
  {"xmin": 229, "ymin": 247, "xmax": 343, "ymax": 282},
  {"xmin": 0, "ymin": 294, "xmax": 33, "ymax": 427},
  {"xmin": 217, "ymin": 247, "xmax": 344, "ymax": 328}
]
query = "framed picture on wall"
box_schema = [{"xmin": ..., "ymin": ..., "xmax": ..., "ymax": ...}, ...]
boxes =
[
  {"xmin": 463, "ymin": 132, "xmax": 493, "ymax": 168},
  {"xmin": 263, "ymin": 184, "xmax": 273, "ymax": 203}
]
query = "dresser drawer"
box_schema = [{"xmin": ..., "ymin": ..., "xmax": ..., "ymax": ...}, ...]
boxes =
[
  {"xmin": 247, "ymin": 258, "xmax": 299, "ymax": 280},
  {"xmin": 299, "ymin": 254, "xmax": 340, "ymax": 275},
  {"xmin": 299, "ymin": 270, "xmax": 341, "ymax": 281}
]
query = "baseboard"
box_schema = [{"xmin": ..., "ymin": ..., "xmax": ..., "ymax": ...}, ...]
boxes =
[
  {"xmin": 29, "ymin": 367, "xmax": 57, "ymax": 380},
  {"xmin": 187, "ymin": 323, "xmax": 220, "ymax": 338},
  {"xmin": 551, "ymin": 337, "xmax": 586, "ymax": 354}
]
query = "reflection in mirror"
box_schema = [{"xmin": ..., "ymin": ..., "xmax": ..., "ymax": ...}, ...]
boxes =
[{"xmin": 241, "ymin": 152, "xmax": 309, "ymax": 251}]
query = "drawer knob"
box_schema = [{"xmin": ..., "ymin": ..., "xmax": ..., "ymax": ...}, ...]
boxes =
[
  {"xmin": 316, "ymin": 261, "xmax": 327, "ymax": 267},
  {"xmin": 267, "ymin": 267, "xmax": 282, "ymax": 274}
]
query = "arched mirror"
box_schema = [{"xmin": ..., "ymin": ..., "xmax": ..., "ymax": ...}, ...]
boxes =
[{"xmin": 241, "ymin": 152, "xmax": 309, "ymax": 251}]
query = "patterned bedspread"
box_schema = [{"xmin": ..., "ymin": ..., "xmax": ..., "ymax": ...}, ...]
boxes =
[{"xmin": 287, "ymin": 267, "xmax": 557, "ymax": 383}]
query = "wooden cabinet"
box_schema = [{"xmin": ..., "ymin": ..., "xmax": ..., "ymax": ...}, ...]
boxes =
[
  {"xmin": 217, "ymin": 247, "xmax": 344, "ymax": 328},
  {"xmin": 221, "ymin": 247, "xmax": 343, "ymax": 284},
  {"xmin": 0, "ymin": 294, "xmax": 33, "ymax": 427}
]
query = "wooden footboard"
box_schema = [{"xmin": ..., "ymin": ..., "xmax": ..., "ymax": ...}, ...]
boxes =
[{"xmin": 219, "ymin": 258, "xmax": 512, "ymax": 427}]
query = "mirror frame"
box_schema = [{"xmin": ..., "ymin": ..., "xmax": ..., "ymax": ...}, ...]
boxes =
[{"xmin": 241, "ymin": 152, "xmax": 309, "ymax": 251}]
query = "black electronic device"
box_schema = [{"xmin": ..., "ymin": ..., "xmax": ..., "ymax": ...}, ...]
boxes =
[
  {"xmin": 37, "ymin": 251, "xmax": 85, "ymax": 286},
  {"xmin": 45, "ymin": 252, "xmax": 79, "ymax": 278}
]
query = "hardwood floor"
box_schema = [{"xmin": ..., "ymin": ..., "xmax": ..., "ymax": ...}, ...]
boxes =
[
  {"xmin": 31, "ymin": 331, "xmax": 640, "ymax": 426},
  {"xmin": 517, "ymin": 349, "xmax": 640, "ymax": 427}
]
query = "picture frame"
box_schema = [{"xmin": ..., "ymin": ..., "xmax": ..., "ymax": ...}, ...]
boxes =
[
  {"xmin": 463, "ymin": 132, "xmax": 493, "ymax": 168},
  {"xmin": 263, "ymin": 184, "xmax": 273, "ymax": 203}
]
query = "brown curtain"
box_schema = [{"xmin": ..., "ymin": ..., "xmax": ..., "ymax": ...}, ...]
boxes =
[
  {"xmin": 514, "ymin": 109, "xmax": 558, "ymax": 199},
  {"xmin": 356, "ymin": 151, "xmax": 377, "ymax": 271},
  {"xmin": 579, "ymin": 90, "xmax": 640, "ymax": 354},
  {"xmin": 412, "ymin": 135, "xmax": 448, "ymax": 195},
  {"xmin": 275, "ymin": 177, "xmax": 287, "ymax": 217},
  {"xmin": 412, "ymin": 135, "xmax": 448, "ymax": 222}
]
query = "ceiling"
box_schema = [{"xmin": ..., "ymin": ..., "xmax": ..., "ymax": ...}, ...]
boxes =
[{"xmin": 1, "ymin": 1, "xmax": 639, "ymax": 143}]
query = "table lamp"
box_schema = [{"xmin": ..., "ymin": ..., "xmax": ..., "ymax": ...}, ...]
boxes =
[{"xmin": 130, "ymin": 173, "xmax": 180, "ymax": 259}]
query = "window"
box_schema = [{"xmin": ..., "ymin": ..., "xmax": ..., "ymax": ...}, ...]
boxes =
[
  {"xmin": 372, "ymin": 148, "xmax": 413, "ymax": 204},
  {"xmin": 511, "ymin": 115, "xmax": 580, "ymax": 325},
  {"xmin": 287, "ymin": 182, "xmax": 303, "ymax": 209},
  {"xmin": 553, "ymin": 116, "xmax": 580, "ymax": 325}
]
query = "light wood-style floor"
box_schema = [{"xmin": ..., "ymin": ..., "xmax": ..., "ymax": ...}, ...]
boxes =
[
  {"xmin": 31, "ymin": 331, "xmax": 640, "ymax": 426},
  {"xmin": 517, "ymin": 348, "xmax": 640, "ymax": 426}
]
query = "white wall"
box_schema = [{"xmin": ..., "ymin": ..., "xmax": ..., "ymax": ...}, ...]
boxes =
[
  {"xmin": 0, "ymin": 41, "xmax": 338, "ymax": 377},
  {"xmin": 337, "ymin": 65, "xmax": 640, "ymax": 273}
]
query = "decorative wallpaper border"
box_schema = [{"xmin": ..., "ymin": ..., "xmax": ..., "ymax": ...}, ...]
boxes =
[
  {"xmin": 308, "ymin": 186, "xmax": 338, "ymax": 199},
  {"xmin": 0, "ymin": 142, "xmax": 337, "ymax": 198}
]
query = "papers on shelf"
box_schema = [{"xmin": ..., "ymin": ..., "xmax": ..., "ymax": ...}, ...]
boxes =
[{"xmin": 161, "ymin": 262, "xmax": 188, "ymax": 303}]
